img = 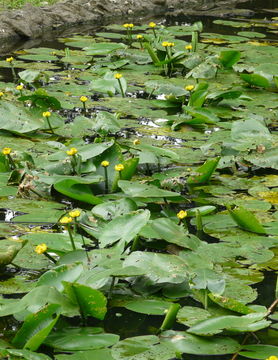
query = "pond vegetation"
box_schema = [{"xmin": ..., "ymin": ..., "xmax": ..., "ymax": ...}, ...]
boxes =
[{"xmin": 0, "ymin": 8, "xmax": 278, "ymax": 360}]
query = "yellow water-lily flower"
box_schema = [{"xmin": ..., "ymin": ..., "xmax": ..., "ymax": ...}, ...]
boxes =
[
  {"xmin": 42, "ymin": 111, "xmax": 51, "ymax": 118},
  {"xmin": 69, "ymin": 209, "xmax": 81, "ymax": 218},
  {"xmin": 123, "ymin": 23, "xmax": 134, "ymax": 28},
  {"xmin": 80, "ymin": 96, "xmax": 88, "ymax": 102},
  {"xmin": 60, "ymin": 216, "xmax": 73, "ymax": 224},
  {"xmin": 115, "ymin": 164, "xmax": 124, "ymax": 171},
  {"xmin": 114, "ymin": 73, "xmax": 122, "ymax": 79},
  {"xmin": 185, "ymin": 85, "xmax": 195, "ymax": 91},
  {"xmin": 66, "ymin": 147, "xmax": 78, "ymax": 156},
  {"xmin": 177, "ymin": 210, "xmax": 187, "ymax": 220},
  {"xmin": 35, "ymin": 243, "xmax": 48, "ymax": 254},
  {"xmin": 2, "ymin": 147, "xmax": 11, "ymax": 155},
  {"xmin": 101, "ymin": 160, "xmax": 110, "ymax": 167}
]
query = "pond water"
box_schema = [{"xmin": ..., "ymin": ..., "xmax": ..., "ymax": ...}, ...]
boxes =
[{"xmin": 0, "ymin": 0, "xmax": 278, "ymax": 359}]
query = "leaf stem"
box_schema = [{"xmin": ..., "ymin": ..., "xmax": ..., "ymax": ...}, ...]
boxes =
[
  {"xmin": 44, "ymin": 252, "xmax": 57, "ymax": 263},
  {"xmin": 108, "ymin": 276, "xmax": 116, "ymax": 299},
  {"xmin": 159, "ymin": 303, "xmax": 181, "ymax": 332},
  {"xmin": 267, "ymin": 298, "xmax": 278, "ymax": 316},
  {"xmin": 104, "ymin": 167, "xmax": 109, "ymax": 194},
  {"xmin": 117, "ymin": 78, "xmax": 125, "ymax": 98},
  {"xmin": 46, "ymin": 117, "xmax": 54, "ymax": 134},
  {"xmin": 67, "ymin": 225, "xmax": 76, "ymax": 250},
  {"xmin": 7, "ymin": 154, "xmax": 16, "ymax": 170}
]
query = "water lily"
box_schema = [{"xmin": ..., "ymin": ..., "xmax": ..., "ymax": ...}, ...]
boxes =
[
  {"xmin": 177, "ymin": 210, "xmax": 187, "ymax": 220},
  {"xmin": 115, "ymin": 164, "xmax": 124, "ymax": 172},
  {"xmin": 2, "ymin": 147, "xmax": 16, "ymax": 169},
  {"xmin": 42, "ymin": 111, "xmax": 54, "ymax": 133},
  {"xmin": 66, "ymin": 147, "xmax": 78, "ymax": 156},
  {"xmin": 60, "ymin": 216, "xmax": 76, "ymax": 250},
  {"xmin": 185, "ymin": 85, "xmax": 195, "ymax": 91},
  {"xmin": 99, "ymin": 161, "xmax": 110, "ymax": 193},
  {"xmin": 69, "ymin": 209, "xmax": 81, "ymax": 218},
  {"xmin": 149, "ymin": 22, "xmax": 157, "ymax": 38},
  {"xmin": 114, "ymin": 73, "xmax": 125, "ymax": 97},
  {"xmin": 16, "ymin": 84, "xmax": 23, "ymax": 90},
  {"xmin": 2, "ymin": 147, "xmax": 11, "ymax": 155},
  {"xmin": 35, "ymin": 243, "xmax": 48, "ymax": 254}
]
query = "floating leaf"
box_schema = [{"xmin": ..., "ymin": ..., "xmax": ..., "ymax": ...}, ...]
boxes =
[
  {"xmin": 123, "ymin": 252, "xmax": 188, "ymax": 284},
  {"xmin": 177, "ymin": 306, "xmax": 211, "ymax": 327},
  {"xmin": 162, "ymin": 330, "xmax": 240, "ymax": 355},
  {"xmin": 239, "ymin": 344, "xmax": 278, "ymax": 359},
  {"xmin": 124, "ymin": 299, "xmax": 171, "ymax": 315},
  {"xmin": 187, "ymin": 157, "xmax": 220, "ymax": 186},
  {"xmin": 227, "ymin": 206, "xmax": 266, "ymax": 234},
  {"xmin": 187, "ymin": 313, "xmax": 269, "ymax": 336},
  {"xmin": 45, "ymin": 328, "xmax": 119, "ymax": 351},
  {"xmin": 12, "ymin": 304, "xmax": 60, "ymax": 350},
  {"xmin": 240, "ymin": 73, "xmax": 270, "ymax": 88},
  {"xmin": 208, "ymin": 294, "xmax": 254, "ymax": 314},
  {"xmin": 63, "ymin": 282, "xmax": 107, "ymax": 320},
  {"xmin": 36, "ymin": 263, "xmax": 84, "ymax": 291},
  {"xmin": 118, "ymin": 180, "xmax": 182, "ymax": 198},
  {"xmin": 54, "ymin": 178, "xmax": 103, "ymax": 205},
  {"xmin": 219, "ymin": 50, "xmax": 241, "ymax": 68},
  {"xmin": 98, "ymin": 210, "xmax": 150, "ymax": 248},
  {"xmin": 112, "ymin": 335, "xmax": 176, "ymax": 360}
]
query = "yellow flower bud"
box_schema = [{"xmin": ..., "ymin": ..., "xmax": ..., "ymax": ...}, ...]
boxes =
[
  {"xmin": 68, "ymin": 209, "xmax": 81, "ymax": 218},
  {"xmin": 2, "ymin": 147, "xmax": 11, "ymax": 155},
  {"xmin": 136, "ymin": 34, "xmax": 143, "ymax": 39},
  {"xmin": 185, "ymin": 85, "xmax": 195, "ymax": 91},
  {"xmin": 133, "ymin": 139, "xmax": 140, "ymax": 145},
  {"xmin": 42, "ymin": 111, "xmax": 51, "ymax": 118},
  {"xmin": 80, "ymin": 96, "xmax": 88, "ymax": 102},
  {"xmin": 35, "ymin": 243, "xmax": 48, "ymax": 254},
  {"xmin": 177, "ymin": 210, "xmax": 187, "ymax": 220},
  {"xmin": 267, "ymin": 357, "xmax": 278, "ymax": 360},
  {"xmin": 101, "ymin": 160, "xmax": 110, "ymax": 167},
  {"xmin": 115, "ymin": 164, "xmax": 124, "ymax": 171},
  {"xmin": 162, "ymin": 41, "xmax": 169, "ymax": 47},
  {"xmin": 168, "ymin": 42, "xmax": 175, "ymax": 47},
  {"xmin": 0, "ymin": 92, "xmax": 4, "ymax": 97},
  {"xmin": 149, "ymin": 22, "xmax": 156, "ymax": 28},
  {"xmin": 123, "ymin": 23, "xmax": 134, "ymax": 28},
  {"xmin": 114, "ymin": 73, "xmax": 122, "ymax": 79},
  {"xmin": 185, "ymin": 44, "xmax": 192, "ymax": 50},
  {"xmin": 66, "ymin": 147, "xmax": 78, "ymax": 156},
  {"xmin": 6, "ymin": 57, "xmax": 14, "ymax": 63},
  {"xmin": 16, "ymin": 85, "xmax": 23, "ymax": 91},
  {"xmin": 60, "ymin": 216, "xmax": 73, "ymax": 224}
]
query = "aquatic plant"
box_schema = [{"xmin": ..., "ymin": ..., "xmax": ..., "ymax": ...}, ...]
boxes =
[{"xmin": 0, "ymin": 15, "xmax": 277, "ymax": 360}]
